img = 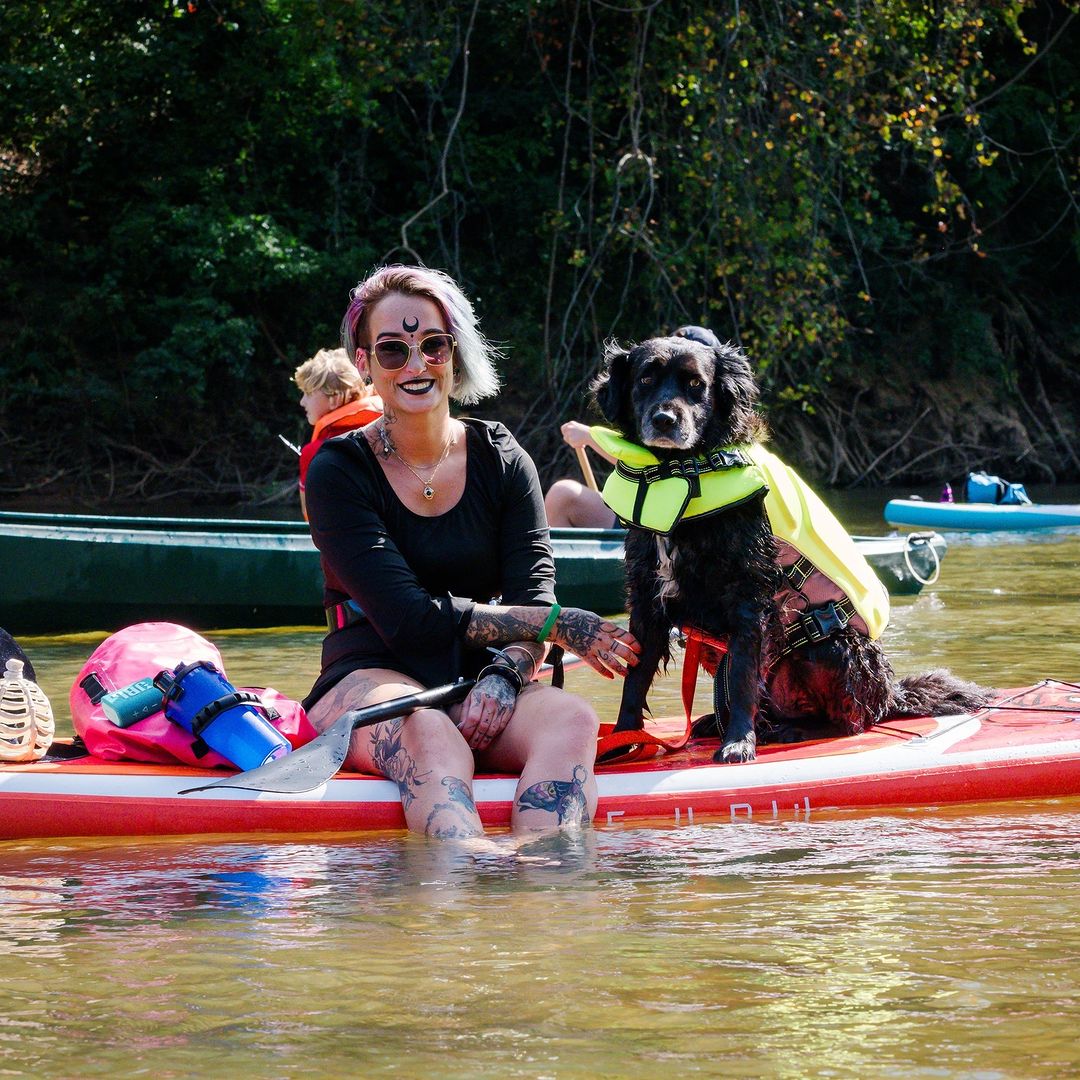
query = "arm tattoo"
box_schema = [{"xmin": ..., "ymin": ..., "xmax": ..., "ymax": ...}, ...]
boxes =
[
  {"xmin": 516, "ymin": 765, "xmax": 591, "ymax": 826},
  {"xmin": 465, "ymin": 607, "xmax": 540, "ymax": 647},
  {"xmin": 483, "ymin": 641, "xmax": 543, "ymax": 690},
  {"xmin": 498, "ymin": 642, "xmax": 544, "ymax": 683},
  {"xmin": 543, "ymin": 609, "xmax": 603, "ymax": 658}
]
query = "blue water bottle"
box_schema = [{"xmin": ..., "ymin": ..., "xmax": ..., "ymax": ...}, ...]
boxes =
[{"xmin": 153, "ymin": 661, "xmax": 290, "ymax": 770}]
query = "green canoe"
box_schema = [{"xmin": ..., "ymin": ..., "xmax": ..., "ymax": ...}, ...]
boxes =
[{"xmin": 0, "ymin": 512, "xmax": 944, "ymax": 635}]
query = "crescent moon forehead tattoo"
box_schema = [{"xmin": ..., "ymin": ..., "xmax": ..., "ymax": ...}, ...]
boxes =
[{"xmin": 402, "ymin": 315, "xmax": 420, "ymax": 333}]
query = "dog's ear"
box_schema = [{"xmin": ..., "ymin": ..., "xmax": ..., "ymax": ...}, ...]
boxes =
[
  {"xmin": 710, "ymin": 343, "xmax": 767, "ymax": 443},
  {"xmin": 717, "ymin": 346, "xmax": 759, "ymax": 407},
  {"xmin": 589, "ymin": 340, "xmax": 634, "ymax": 432}
]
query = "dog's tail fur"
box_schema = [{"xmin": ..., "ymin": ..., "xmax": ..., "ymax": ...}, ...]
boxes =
[{"xmin": 890, "ymin": 670, "xmax": 995, "ymax": 716}]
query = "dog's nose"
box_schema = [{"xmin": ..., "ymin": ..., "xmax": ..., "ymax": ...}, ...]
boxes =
[{"xmin": 651, "ymin": 408, "xmax": 678, "ymax": 433}]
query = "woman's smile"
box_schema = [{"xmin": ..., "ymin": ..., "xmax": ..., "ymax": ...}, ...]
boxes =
[{"xmin": 397, "ymin": 374, "xmax": 438, "ymax": 396}]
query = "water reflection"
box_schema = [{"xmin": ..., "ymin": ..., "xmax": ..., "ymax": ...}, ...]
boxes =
[
  {"xmin": 5, "ymin": 803, "xmax": 1080, "ymax": 930},
  {"xmin": 5, "ymin": 495, "xmax": 1080, "ymax": 1075},
  {"xmin": 2, "ymin": 807, "xmax": 1080, "ymax": 1075}
]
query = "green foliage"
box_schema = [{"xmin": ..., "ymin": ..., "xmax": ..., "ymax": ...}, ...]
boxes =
[{"xmin": 1, "ymin": 0, "xmax": 1076, "ymax": 494}]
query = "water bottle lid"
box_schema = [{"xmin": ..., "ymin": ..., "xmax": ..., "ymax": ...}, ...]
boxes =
[{"xmin": 3, "ymin": 658, "xmax": 24, "ymax": 680}]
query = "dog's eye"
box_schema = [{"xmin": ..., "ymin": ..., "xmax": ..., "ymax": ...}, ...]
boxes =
[
  {"xmin": 639, "ymin": 374, "xmax": 653, "ymax": 385},
  {"xmin": 688, "ymin": 377, "xmax": 702, "ymax": 388}
]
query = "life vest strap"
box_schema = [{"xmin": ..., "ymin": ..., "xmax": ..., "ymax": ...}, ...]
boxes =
[
  {"xmin": 634, "ymin": 448, "xmax": 753, "ymax": 483},
  {"xmin": 326, "ymin": 599, "xmax": 366, "ymax": 633},
  {"xmin": 780, "ymin": 597, "xmax": 857, "ymax": 657},
  {"xmin": 595, "ymin": 724, "xmax": 692, "ymax": 763},
  {"xmin": 594, "ymin": 630, "xmax": 713, "ymax": 762},
  {"xmin": 678, "ymin": 625, "xmax": 730, "ymax": 731},
  {"xmin": 782, "ymin": 554, "xmax": 816, "ymax": 591}
]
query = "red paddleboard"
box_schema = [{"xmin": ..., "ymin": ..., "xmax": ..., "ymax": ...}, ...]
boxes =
[{"xmin": 2, "ymin": 680, "xmax": 1079, "ymax": 840}]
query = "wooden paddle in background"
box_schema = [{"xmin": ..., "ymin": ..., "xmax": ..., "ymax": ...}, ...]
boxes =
[{"xmin": 575, "ymin": 447, "xmax": 598, "ymax": 492}]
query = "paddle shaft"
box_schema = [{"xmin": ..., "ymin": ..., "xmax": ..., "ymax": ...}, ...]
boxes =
[
  {"xmin": 575, "ymin": 446, "xmax": 598, "ymax": 492},
  {"xmin": 341, "ymin": 679, "xmax": 476, "ymax": 732},
  {"xmin": 278, "ymin": 433, "xmax": 301, "ymax": 456}
]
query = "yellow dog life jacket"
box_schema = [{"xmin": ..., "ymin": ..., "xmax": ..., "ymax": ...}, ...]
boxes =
[{"xmin": 591, "ymin": 426, "xmax": 889, "ymax": 640}]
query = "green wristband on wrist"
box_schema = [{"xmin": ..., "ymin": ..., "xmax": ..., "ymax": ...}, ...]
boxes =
[{"xmin": 536, "ymin": 603, "xmax": 561, "ymax": 644}]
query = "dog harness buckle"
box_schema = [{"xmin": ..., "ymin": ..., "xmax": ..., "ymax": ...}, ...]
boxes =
[{"xmin": 805, "ymin": 600, "xmax": 850, "ymax": 643}]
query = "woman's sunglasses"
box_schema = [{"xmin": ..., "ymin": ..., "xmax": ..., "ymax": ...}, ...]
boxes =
[{"xmin": 369, "ymin": 334, "xmax": 456, "ymax": 372}]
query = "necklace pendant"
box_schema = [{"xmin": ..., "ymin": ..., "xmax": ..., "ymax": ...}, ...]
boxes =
[{"xmin": 423, "ymin": 485, "xmax": 436, "ymax": 501}]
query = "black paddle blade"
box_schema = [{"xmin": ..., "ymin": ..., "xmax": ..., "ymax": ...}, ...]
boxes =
[{"xmin": 178, "ymin": 679, "xmax": 475, "ymax": 796}]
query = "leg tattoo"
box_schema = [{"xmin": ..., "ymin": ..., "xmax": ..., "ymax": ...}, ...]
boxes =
[
  {"xmin": 517, "ymin": 765, "xmax": 591, "ymax": 826},
  {"xmin": 424, "ymin": 776, "xmax": 483, "ymax": 839},
  {"xmin": 371, "ymin": 719, "xmax": 430, "ymax": 810}
]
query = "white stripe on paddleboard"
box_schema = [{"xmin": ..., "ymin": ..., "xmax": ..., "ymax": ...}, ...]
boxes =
[{"xmin": 4, "ymin": 714, "xmax": 1079, "ymax": 806}]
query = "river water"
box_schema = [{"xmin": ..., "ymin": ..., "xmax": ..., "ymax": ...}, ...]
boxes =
[{"xmin": 4, "ymin": 489, "xmax": 1080, "ymax": 1077}]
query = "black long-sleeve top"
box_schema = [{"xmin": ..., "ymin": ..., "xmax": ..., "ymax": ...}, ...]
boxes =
[{"xmin": 305, "ymin": 418, "xmax": 556, "ymax": 694}]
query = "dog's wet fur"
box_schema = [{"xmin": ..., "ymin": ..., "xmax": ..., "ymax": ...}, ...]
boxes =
[{"xmin": 592, "ymin": 335, "xmax": 992, "ymax": 763}]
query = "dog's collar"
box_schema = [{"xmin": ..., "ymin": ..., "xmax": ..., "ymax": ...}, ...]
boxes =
[{"xmin": 590, "ymin": 426, "xmax": 768, "ymax": 534}]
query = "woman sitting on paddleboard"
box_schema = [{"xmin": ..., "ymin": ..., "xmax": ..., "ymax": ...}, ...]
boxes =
[{"xmin": 303, "ymin": 265, "xmax": 640, "ymax": 839}]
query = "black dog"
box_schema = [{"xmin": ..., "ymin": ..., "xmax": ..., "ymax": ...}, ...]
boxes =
[{"xmin": 592, "ymin": 335, "xmax": 991, "ymax": 763}]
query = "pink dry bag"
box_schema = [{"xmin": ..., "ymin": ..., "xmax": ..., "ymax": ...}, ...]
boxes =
[{"xmin": 70, "ymin": 622, "xmax": 315, "ymax": 767}]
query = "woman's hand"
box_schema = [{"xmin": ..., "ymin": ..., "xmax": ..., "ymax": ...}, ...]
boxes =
[
  {"xmin": 456, "ymin": 672, "xmax": 519, "ymax": 751},
  {"xmin": 550, "ymin": 608, "xmax": 641, "ymax": 680}
]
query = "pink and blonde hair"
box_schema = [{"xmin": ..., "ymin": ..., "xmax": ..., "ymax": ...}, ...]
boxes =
[{"xmin": 340, "ymin": 265, "xmax": 500, "ymax": 405}]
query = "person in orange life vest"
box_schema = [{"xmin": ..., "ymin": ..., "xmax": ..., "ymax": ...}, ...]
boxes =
[
  {"xmin": 543, "ymin": 326, "xmax": 722, "ymax": 528},
  {"xmin": 295, "ymin": 347, "xmax": 383, "ymax": 519}
]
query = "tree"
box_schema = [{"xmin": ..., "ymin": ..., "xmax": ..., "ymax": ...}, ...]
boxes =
[{"xmin": 1, "ymin": 1, "xmax": 1076, "ymax": 503}]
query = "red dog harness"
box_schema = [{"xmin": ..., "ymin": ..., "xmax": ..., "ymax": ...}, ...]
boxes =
[{"xmin": 594, "ymin": 625, "xmax": 727, "ymax": 762}]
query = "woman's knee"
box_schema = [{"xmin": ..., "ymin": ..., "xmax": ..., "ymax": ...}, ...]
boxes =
[
  {"xmin": 527, "ymin": 689, "xmax": 600, "ymax": 747},
  {"xmin": 560, "ymin": 693, "xmax": 601, "ymax": 744},
  {"xmin": 544, "ymin": 479, "xmax": 579, "ymax": 526},
  {"xmin": 545, "ymin": 481, "xmax": 613, "ymax": 528},
  {"xmin": 398, "ymin": 708, "xmax": 473, "ymax": 769}
]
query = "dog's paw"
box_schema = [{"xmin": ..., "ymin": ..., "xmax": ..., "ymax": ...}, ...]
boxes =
[
  {"xmin": 715, "ymin": 735, "xmax": 757, "ymax": 764},
  {"xmin": 759, "ymin": 720, "xmax": 814, "ymax": 745}
]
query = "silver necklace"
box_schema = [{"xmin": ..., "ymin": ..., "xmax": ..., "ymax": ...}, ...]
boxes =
[{"xmin": 377, "ymin": 423, "xmax": 454, "ymax": 501}]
